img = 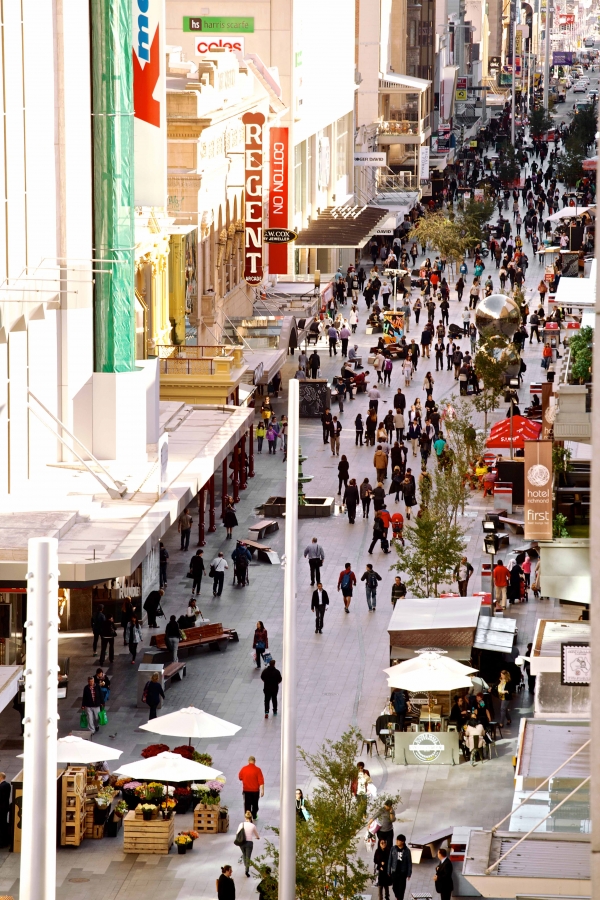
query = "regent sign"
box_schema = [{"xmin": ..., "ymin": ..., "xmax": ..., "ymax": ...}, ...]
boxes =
[{"xmin": 242, "ymin": 112, "xmax": 265, "ymax": 285}]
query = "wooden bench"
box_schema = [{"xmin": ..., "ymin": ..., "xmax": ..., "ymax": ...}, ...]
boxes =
[
  {"xmin": 499, "ymin": 516, "xmax": 525, "ymax": 534},
  {"xmin": 243, "ymin": 538, "xmax": 280, "ymax": 565},
  {"xmin": 163, "ymin": 661, "xmax": 186, "ymax": 688},
  {"xmin": 149, "ymin": 623, "xmax": 235, "ymax": 658},
  {"xmin": 248, "ymin": 519, "xmax": 280, "ymax": 540}
]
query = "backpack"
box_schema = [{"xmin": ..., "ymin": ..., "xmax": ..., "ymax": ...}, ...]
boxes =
[
  {"xmin": 384, "ymin": 359, "xmax": 393, "ymax": 372},
  {"xmin": 368, "ymin": 572, "xmax": 379, "ymax": 589},
  {"xmin": 341, "ymin": 571, "xmax": 352, "ymax": 590}
]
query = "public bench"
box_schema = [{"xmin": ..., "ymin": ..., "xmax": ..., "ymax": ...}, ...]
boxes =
[
  {"xmin": 498, "ymin": 516, "xmax": 525, "ymax": 534},
  {"xmin": 163, "ymin": 661, "xmax": 186, "ymax": 688},
  {"xmin": 244, "ymin": 539, "xmax": 280, "ymax": 564},
  {"xmin": 150, "ymin": 623, "xmax": 236, "ymax": 658},
  {"xmin": 248, "ymin": 519, "xmax": 280, "ymax": 540}
]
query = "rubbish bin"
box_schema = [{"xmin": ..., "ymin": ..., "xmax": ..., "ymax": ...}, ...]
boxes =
[
  {"xmin": 137, "ymin": 663, "xmax": 164, "ymax": 710},
  {"xmin": 481, "ymin": 562, "xmax": 492, "ymax": 595}
]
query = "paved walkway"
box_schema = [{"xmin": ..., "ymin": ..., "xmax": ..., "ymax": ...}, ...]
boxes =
[{"xmin": 0, "ymin": 150, "xmax": 586, "ymax": 900}]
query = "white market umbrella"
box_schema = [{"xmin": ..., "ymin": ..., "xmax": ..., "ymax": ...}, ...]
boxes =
[
  {"xmin": 546, "ymin": 206, "xmax": 594, "ymax": 222},
  {"xmin": 384, "ymin": 651, "xmax": 477, "ymax": 693},
  {"xmin": 114, "ymin": 751, "xmax": 221, "ymax": 782},
  {"xmin": 138, "ymin": 706, "xmax": 241, "ymax": 745},
  {"xmin": 18, "ymin": 734, "xmax": 123, "ymax": 764}
]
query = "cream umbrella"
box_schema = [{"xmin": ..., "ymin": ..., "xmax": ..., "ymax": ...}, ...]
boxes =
[
  {"xmin": 384, "ymin": 651, "xmax": 477, "ymax": 692},
  {"xmin": 114, "ymin": 750, "xmax": 221, "ymax": 782},
  {"xmin": 18, "ymin": 734, "xmax": 123, "ymax": 765},
  {"xmin": 138, "ymin": 706, "xmax": 241, "ymax": 745}
]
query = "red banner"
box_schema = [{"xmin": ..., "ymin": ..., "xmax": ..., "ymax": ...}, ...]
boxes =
[
  {"xmin": 269, "ymin": 127, "xmax": 289, "ymax": 274},
  {"xmin": 242, "ymin": 112, "xmax": 265, "ymax": 285}
]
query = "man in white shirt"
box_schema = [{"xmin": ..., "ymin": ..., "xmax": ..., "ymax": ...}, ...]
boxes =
[
  {"xmin": 210, "ymin": 551, "xmax": 229, "ymax": 597},
  {"xmin": 368, "ymin": 386, "xmax": 381, "ymax": 414}
]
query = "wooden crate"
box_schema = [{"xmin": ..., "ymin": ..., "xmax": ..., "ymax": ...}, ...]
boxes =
[
  {"xmin": 84, "ymin": 799, "xmax": 95, "ymax": 838},
  {"xmin": 61, "ymin": 766, "xmax": 87, "ymax": 847},
  {"xmin": 218, "ymin": 813, "xmax": 229, "ymax": 834},
  {"xmin": 193, "ymin": 804, "xmax": 220, "ymax": 834},
  {"xmin": 123, "ymin": 810, "xmax": 174, "ymax": 855},
  {"xmin": 92, "ymin": 824, "xmax": 104, "ymax": 839}
]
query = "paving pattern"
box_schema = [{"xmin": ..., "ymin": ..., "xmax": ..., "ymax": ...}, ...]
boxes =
[{"xmin": 0, "ymin": 132, "xmax": 587, "ymax": 900}]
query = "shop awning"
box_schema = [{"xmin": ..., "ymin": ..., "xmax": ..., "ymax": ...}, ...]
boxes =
[
  {"xmin": 379, "ymin": 73, "xmax": 431, "ymax": 93},
  {"xmin": 294, "ymin": 205, "xmax": 390, "ymax": 249},
  {"xmin": 0, "ymin": 665, "xmax": 22, "ymax": 714}
]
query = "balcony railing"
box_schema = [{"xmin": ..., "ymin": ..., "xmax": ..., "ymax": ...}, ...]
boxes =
[
  {"xmin": 376, "ymin": 171, "xmax": 418, "ymax": 192},
  {"xmin": 156, "ymin": 344, "xmax": 245, "ymax": 377},
  {"xmin": 377, "ymin": 114, "xmax": 430, "ymax": 137},
  {"xmin": 160, "ymin": 358, "xmax": 216, "ymax": 375}
]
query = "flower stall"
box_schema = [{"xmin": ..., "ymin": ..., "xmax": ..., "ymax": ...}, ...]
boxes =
[{"xmin": 193, "ymin": 779, "xmax": 229, "ymax": 833}]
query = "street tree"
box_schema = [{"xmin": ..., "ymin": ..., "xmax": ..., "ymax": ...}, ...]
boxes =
[
  {"xmin": 256, "ymin": 728, "xmax": 400, "ymax": 900},
  {"xmin": 473, "ymin": 339, "xmax": 507, "ymax": 428},
  {"xmin": 557, "ymin": 137, "xmax": 586, "ymax": 188},
  {"xmin": 528, "ymin": 104, "xmax": 553, "ymax": 139},
  {"xmin": 391, "ymin": 478, "xmax": 466, "ymax": 596},
  {"xmin": 571, "ymin": 104, "xmax": 597, "ymax": 151},
  {"xmin": 461, "ymin": 198, "xmax": 496, "ymax": 249},
  {"xmin": 440, "ymin": 396, "xmax": 486, "ymax": 515},
  {"xmin": 410, "ymin": 213, "xmax": 469, "ymax": 268},
  {"xmin": 498, "ymin": 144, "xmax": 519, "ymax": 185}
]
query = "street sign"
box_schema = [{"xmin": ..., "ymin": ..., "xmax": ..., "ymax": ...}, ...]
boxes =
[
  {"xmin": 263, "ymin": 228, "xmax": 297, "ymax": 244},
  {"xmin": 456, "ymin": 76, "xmax": 468, "ymax": 100}
]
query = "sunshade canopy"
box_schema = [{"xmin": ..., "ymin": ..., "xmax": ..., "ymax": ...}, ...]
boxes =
[
  {"xmin": 114, "ymin": 751, "xmax": 222, "ymax": 782},
  {"xmin": 19, "ymin": 734, "xmax": 123, "ymax": 765},
  {"xmin": 487, "ymin": 416, "xmax": 541, "ymax": 448},
  {"xmin": 384, "ymin": 650, "xmax": 477, "ymax": 692},
  {"xmin": 138, "ymin": 707, "xmax": 241, "ymax": 740},
  {"xmin": 546, "ymin": 206, "xmax": 594, "ymax": 222}
]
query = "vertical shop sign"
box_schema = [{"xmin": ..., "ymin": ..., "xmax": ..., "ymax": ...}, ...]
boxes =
[
  {"xmin": 524, "ymin": 440, "xmax": 553, "ymax": 540},
  {"xmin": 269, "ymin": 127, "xmax": 289, "ymax": 275},
  {"xmin": 419, "ymin": 146, "xmax": 430, "ymax": 183},
  {"xmin": 133, "ymin": 0, "xmax": 166, "ymax": 207},
  {"xmin": 242, "ymin": 112, "xmax": 265, "ymax": 285},
  {"xmin": 541, "ymin": 382, "xmax": 554, "ymax": 439}
]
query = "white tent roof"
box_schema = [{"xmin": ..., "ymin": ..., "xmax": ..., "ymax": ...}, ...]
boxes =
[
  {"xmin": 388, "ymin": 596, "xmax": 482, "ymax": 634},
  {"xmin": 546, "ymin": 206, "xmax": 594, "ymax": 222},
  {"xmin": 114, "ymin": 751, "xmax": 222, "ymax": 782},
  {"xmin": 18, "ymin": 734, "xmax": 123, "ymax": 764},
  {"xmin": 138, "ymin": 707, "xmax": 241, "ymax": 740},
  {"xmin": 384, "ymin": 651, "xmax": 477, "ymax": 692}
]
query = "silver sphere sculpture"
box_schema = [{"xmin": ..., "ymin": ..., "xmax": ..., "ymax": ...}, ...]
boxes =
[{"xmin": 475, "ymin": 294, "xmax": 521, "ymax": 340}]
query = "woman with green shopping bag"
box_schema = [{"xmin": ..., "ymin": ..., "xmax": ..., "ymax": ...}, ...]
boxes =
[{"xmin": 81, "ymin": 676, "xmax": 106, "ymax": 733}]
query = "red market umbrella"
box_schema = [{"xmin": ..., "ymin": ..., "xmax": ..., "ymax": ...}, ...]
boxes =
[
  {"xmin": 489, "ymin": 415, "xmax": 541, "ymax": 437},
  {"xmin": 486, "ymin": 423, "xmax": 541, "ymax": 449}
]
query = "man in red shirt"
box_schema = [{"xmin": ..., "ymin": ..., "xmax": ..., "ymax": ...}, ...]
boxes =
[
  {"xmin": 337, "ymin": 562, "xmax": 357, "ymax": 613},
  {"xmin": 238, "ymin": 755, "xmax": 264, "ymax": 820},
  {"xmin": 493, "ymin": 559, "xmax": 510, "ymax": 611}
]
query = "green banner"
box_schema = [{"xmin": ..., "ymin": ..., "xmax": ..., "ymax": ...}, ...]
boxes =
[{"xmin": 183, "ymin": 16, "xmax": 254, "ymax": 32}]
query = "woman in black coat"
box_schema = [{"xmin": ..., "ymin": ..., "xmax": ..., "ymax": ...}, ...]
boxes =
[
  {"xmin": 508, "ymin": 562, "xmax": 524, "ymax": 604},
  {"xmin": 217, "ymin": 867, "xmax": 235, "ymax": 900},
  {"xmin": 223, "ymin": 502, "xmax": 238, "ymax": 539},
  {"xmin": 337, "ymin": 455, "xmax": 350, "ymax": 494},
  {"xmin": 374, "ymin": 837, "xmax": 392, "ymax": 900},
  {"xmin": 143, "ymin": 672, "xmax": 165, "ymax": 720},
  {"xmin": 343, "ymin": 478, "xmax": 360, "ymax": 524}
]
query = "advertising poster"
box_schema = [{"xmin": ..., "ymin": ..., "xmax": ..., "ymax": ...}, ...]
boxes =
[
  {"xmin": 269, "ymin": 127, "xmax": 289, "ymax": 274},
  {"xmin": 133, "ymin": 0, "xmax": 166, "ymax": 207},
  {"xmin": 524, "ymin": 440, "xmax": 553, "ymax": 540}
]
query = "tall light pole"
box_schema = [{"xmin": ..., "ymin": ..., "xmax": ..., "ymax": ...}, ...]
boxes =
[
  {"xmin": 543, "ymin": 1, "xmax": 553, "ymax": 110},
  {"xmin": 20, "ymin": 538, "xmax": 59, "ymax": 900},
  {"xmin": 511, "ymin": 16, "xmax": 517, "ymax": 146},
  {"xmin": 279, "ymin": 379, "xmax": 299, "ymax": 900}
]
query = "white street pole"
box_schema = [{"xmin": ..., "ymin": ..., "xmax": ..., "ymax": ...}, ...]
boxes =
[
  {"xmin": 21, "ymin": 538, "xmax": 59, "ymax": 900},
  {"xmin": 279, "ymin": 379, "xmax": 298, "ymax": 900},
  {"xmin": 511, "ymin": 18, "xmax": 517, "ymax": 146},
  {"xmin": 543, "ymin": 3, "xmax": 552, "ymax": 110}
]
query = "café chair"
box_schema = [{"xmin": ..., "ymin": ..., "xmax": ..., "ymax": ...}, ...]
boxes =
[{"xmin": 360, "ymin": 737, "xmax": 379, "ymax": 756}]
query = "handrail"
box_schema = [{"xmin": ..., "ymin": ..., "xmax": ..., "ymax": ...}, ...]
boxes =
[
  {"xmin": 490, "ymin": 738, "xmax": 590, "ymax": 834},
  {"xmin": 484, "ymin": 777, "xmax": 590, "ymax": 874},
  {"xmin": 28, "ymin": 390, "xmax": 127, "ymax": 496}
]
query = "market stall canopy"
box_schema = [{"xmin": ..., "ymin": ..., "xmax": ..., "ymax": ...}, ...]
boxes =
[
  {"xmin": 294, "ymin": 204, "xmax": 391, "ymax": 249},
  {"xmin": 546, "ymin": 206, "xmax": 595, "ymax": 222},
  {"xmin": 388, "ymin": 595, "xmax": 482, "ymax": 661},
  {"xmin": 486, "ymin": 416, "xmax": 541, "ymax": 448},
  {"xmin": 384, "ymin": 650, "xmax": 477, "ymax": 692},
  {"xmin": 138, "ymin": 707, "xmax": 241, "ymax": 740},
  {"xmin": 18, "ymin": 734, "xmax": 123, "ymax": 764},
  {"xmin": 473, "ymin": 617, "xmax": 517, "ymax": 654},
  {"xmin": 114, "ymin": 751, "xmax": 222, "ymax": 782}
]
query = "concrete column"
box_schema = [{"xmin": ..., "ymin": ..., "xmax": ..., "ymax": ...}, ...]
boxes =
[
  {"xmin": 208, "ymin": 474, "xmax": 216, "ymax": 532},
  {"xmin": 198, "ymin": 486, "xmax": 206, "ymax": 546},
  {"xmin": 249, "ymin": 424, "xmax": 255, "ymax": 477},
  {"xmin": 240, "ymin": 433, "xmax": 247, "ymax": 490},
  {"xmin": 169, "ymin": 233, "xmax": 186, "ymax": 345},
  {"xmin": 222, "ymin": 458, "xmax": 228, "ymax": 518}
]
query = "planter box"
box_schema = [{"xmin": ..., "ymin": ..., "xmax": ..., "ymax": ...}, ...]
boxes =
[
  {"xmin": 193, "ymin": 803, "xmax": 224, "ymax": 833},
  {"xmin": 123, "ymin": 810, "xmax": 175, "ymax": 855}
]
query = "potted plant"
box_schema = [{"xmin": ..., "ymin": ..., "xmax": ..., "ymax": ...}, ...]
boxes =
[
  {"xmin": 172, "ymin": 745, "xmax": 195, "ymax": 760},
  {"xmin": 173, "ymin": 786, "xmax": 192, "ymax": 814},
  {"xmin": 175, "ymin": 834, "xmax": 192, "ymax": 855},
  {"xmin": 161, "ymin": 798, "xmax": 176, "ymax": 819},
  {"xmin": 179, "ymin": 830, "xmax": 199, "ymax": 849},
  {"xmin": 141, "ymin": 803, "xmax": 157, "ymax": 821},
  {"xmin": 146, "ymin": 781, "xmax": 166, "ymax": 803},
  {"xmin": 122, "ymin": 782, "xmax": 143, "ymax": 810},
  {"xmin": 141, "ymin": 743, "xmax": 170, "ymax": 759},
  {"xmin": 205, "ymin": 780, "xmax": 224, "ymax": 807},
  {"xmin": 114, "ymin": 801, "xmax": 128, "ymax": 819}
]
